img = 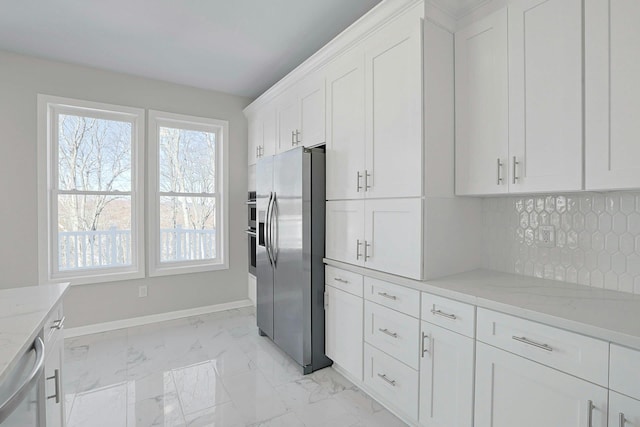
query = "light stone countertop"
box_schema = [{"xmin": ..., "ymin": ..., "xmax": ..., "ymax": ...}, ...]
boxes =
[
  {"xmin": 0, "ymin": 283, "xmax": 69, "ymax": 384},
  {"xmin": 324, "ymin": 259, "xmax": 640, "ymax": 350}
]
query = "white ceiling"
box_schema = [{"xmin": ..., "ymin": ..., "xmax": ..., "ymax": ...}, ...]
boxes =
[{"xmin": 0, "ymin": 0, "xmax": 383, "ymax": 98}]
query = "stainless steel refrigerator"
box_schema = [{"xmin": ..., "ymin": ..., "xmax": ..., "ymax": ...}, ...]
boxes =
[{"xmin": 256, "ymin": 146, "xmax": 331, "ymax": 374}]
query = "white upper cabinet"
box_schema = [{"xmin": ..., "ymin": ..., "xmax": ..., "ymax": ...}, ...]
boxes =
[
  {"xmin": 586, "ymin": 0, "xmax": 640, "ymax": 190},
  {"xmin": 247, "ymin": 107, "xmax": 276, "ymax": 165},
  {"xmin": 326, "ymin": 200, "xmax": 365, "ymax": 266},
  {"xmin": 248, "ymin": 115, "xmax": 261, "ymax": 166},
  {"xmin": 326, "ymin": 48, "xmax": 366, "ymax": 200},
  {"xmin": 276, "ymin": 72, "xmax": 326, "ymax": 154},
  {"xmin": 508, "ymin": 0, "xmax": 583, "ymax": 193},
  {"xmin": 455, "ymin": 9, "xmax": 509, "ymax": 196},
  {"xmin": 363, "ymin": 12, "xmax": 423, "ymax": 199}
]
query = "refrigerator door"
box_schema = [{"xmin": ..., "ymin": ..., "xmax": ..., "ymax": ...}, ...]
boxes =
[
  {"xmin": 272, "ymin": 148, "xmax": 309, "ymax": 367},
  {"xmin": 256, "ymin": 156, "xmax": 274, "ymax": 338}
]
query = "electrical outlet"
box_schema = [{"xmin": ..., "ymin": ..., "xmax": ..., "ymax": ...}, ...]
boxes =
[
  {"xmin": 538, "ymin": 225, "xmax": 556, "ymax": 248},
  {"xmin": 138, "ymin": 285, "xmax": 148, "ymax": 298}
]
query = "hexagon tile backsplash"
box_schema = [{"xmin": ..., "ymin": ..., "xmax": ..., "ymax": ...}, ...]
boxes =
[{"xmin": 482, "ymin": 192, "xmax": 640, "ymax": 294}]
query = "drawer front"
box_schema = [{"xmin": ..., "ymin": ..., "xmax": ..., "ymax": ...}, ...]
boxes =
[
  {"xmin": 477, "ymin": 308, "xmax": 609, "ymax": 386},
  {"xmin": 421, "ymin": 293, "xmax": 476, "ymax": 338},
  {"xmin": 364, "ymin": 277, "xmax": 420, "ymax": 317},
  {"xmin": 610, "ymin": 344, "xmax": 640, "ymax": 399},
  {"xmin": 325, "ymin": 266, "xmax": 363, "ymax": 297},
  {"xmin": 364, "ymin": 343, "xmax": 419, "ymax": 421},
  {"xmin": 44, "ymin": 303, "xmax": 65, "ymax": 344},
  {"xmin": 365, "ymin": 301, "xmax": 420, "ymax": 369}
]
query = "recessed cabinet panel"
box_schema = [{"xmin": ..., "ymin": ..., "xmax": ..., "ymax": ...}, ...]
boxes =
[
  {"xmin": 248, "ymin": 116, "xmax": 261, "ymax": 166},
  {"xmin": 364, "ymin": 198, "xmax": 422, "ymax": 279},
  {"xmin": 586, "ymin": 0, "xmax": 640, "ymax": 190},
  {"xmin": 299, "ymin": 76, "xmax": 325, "ymax": 147},
  {"xmin": 609, "ymin": 392, "xmax": 640, "ymax": 427},
  {"xmin": 508, "ymin": 0, "xmax": 583, "ymax": 193},
  {"xmin": 325, "ymin": 200, "xmax": 365, "ymax": 266},
  {"xmin": 454, "ymin": 9, "xmax": 509, "ymax": 195},
  {"xmin": 475, "ymin": 342, "xmax": 608, "ymax": 427},
  {"xmin": 325, "ymin": 49, "xmax": 366, "ymax": 200},
  {"xmin": 364, "ymin": 21, "xmax": 423, "ymax": 198},
  {"xmin": 419, "ymin": 321, "xmax": 474, "ymax": 427},
  {"xmin": 276, "ymin": 94, "xmax": 299, "ymax": 154},
  {"xmin": 325, "ymin": 284, "xmax": 363, "ymax": 381}
]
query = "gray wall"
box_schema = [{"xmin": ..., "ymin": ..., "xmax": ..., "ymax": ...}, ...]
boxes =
[{"xmin": 0, "ymin": 50, "xmax": 252, "ymax": 327}]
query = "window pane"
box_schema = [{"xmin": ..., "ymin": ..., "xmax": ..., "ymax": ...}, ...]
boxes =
[
  {"xmin": 58, "ymin": 114, "xmax": 132, "ymax": 192},
  {"xmin": 159, "ymin": 196, "xmax": 216, "ymax": 262},
  {"xmin": 57, "ymin": 195, "xmax": 132, "ymax": 270},
  {"xmin": 159, "ymin": 127, "xmax": 216, "ymax": 194}
]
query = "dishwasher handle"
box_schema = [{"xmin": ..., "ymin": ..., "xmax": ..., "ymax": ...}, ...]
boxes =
[{"xmin": 0, "ymin": 337, "xmax": 45, "ymax": 424}]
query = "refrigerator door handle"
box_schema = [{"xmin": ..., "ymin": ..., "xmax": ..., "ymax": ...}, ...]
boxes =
[
  {"xmin": 265, "ymin": 192, "xmax": 274, "ymax": 265},
  {"xmin": 270, "ymin": 193, "xmax": 279, "ymax": 265}
]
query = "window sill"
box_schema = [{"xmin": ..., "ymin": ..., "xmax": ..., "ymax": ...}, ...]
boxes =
[
  {"xmin": 46, "ymin": 269, "xmax": 145, "ymax": 286},
  {"xmin": 149, "ymin": 261, "xmax": 229, "ymax": 278}
]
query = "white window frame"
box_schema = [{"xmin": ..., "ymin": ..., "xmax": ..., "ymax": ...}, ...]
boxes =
[
  {"xmin": 148, "ymin": 110, "xmax": 229, "ymax": 276},
  {"xmin": 37, "ymin": 95, "xmax": 145, "ymax": 285}
]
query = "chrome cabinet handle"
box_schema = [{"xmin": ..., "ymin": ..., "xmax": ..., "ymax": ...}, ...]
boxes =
[
  {"xmin": 356, "ymin": 171, "xmax": 363, "ymax": 192},
  {"xmin": 512, "ymin": 156, "xmax": 519, "ymax": 184},
  {"xmin": 378, "ymin": 328, "xmax": 398, "ymax": 338},
  {"xmin": 619, "ymin": 412, "xmax": 626, "ymax": 427},
  {"xmin": 47, "ymin": 369, "xmax": 61, "ymax": 404},
  {"xmin": 0, "ymin": 337, "xmax": 45, "ymax": 424},
  {"xmin": 51, "ymin": 316, "xmax": 65, "ymax": 330},
  {"xmin": 431, "ymin": 309, "xmax": 456, "ymax": 320},
  {"xmin": 260, "ymin": 146, "xmax": 264, "ymax": 157},
  {"xmin": 497, "ymin": 158, "xmax": 503, "ymax": 185},
  {"xmin": 324, "ymin": 291, "xmax": 329, "ymax": 310},
  {"xmin": 587, "ymin": 400, "xmax": 594, "ymax": 427},
  {"xmin": 256, "ymin": 147, "xmax": 259, "ymax": 158},
  {"xmin": 333, "ymin": 277, "xmax": 349, "ymax": 284},
  {"xmin": 364, "ymin": 241, "xmax": 371, "ymax": 261},
  {"xmin": 365, "ymin": 170, "xmax": 371, "ymax": 191},
  {"xmin": 291, "ymin": 130, "xmax": 295, "ymax": 146},
  {"xmin": 377, "ymin": 292, "xmax": 397, "ymax": 301},
  {"xmin": 512, "ymin": 336, "xmax": 553, "ymax": 352},
  {"xmin": 377, "ymin": 373, "xmax": 396, "ymax": 387},
  {"xmin": 356, "ymin": 239, "xmax": 362, "ymax": 260},
  {"xmin": 421, "ymin": 332, "xmax": 430, "ymax": 357},
  {"xmin": 296, "ymin": 130, "xmax": 301, "ymax": 144}
]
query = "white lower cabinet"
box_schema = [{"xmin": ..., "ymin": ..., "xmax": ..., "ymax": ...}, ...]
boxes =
[
  {"xmin": 364, "ymin": 343, "xmax": 419, "ymax": 421},
  {"xmin": 609, "ymin": 392, "xmax": 640, "ymax": 427},
  {"xmin": 474, "ymin": 342, "xmax": 608, "ymax": 427},
  {"xmin": 419, "ymin": 321, "xmax": 474, "ymax": 427},
  {"xmin": 325, "ymin": 283, "xmax": 363, "ymax": 381},
  {"xmin": 45, "ymin": 335, "xmax": 65, "ymax": 427}
]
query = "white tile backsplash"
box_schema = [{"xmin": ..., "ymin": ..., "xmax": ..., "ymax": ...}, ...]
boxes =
[{"xmin": 482, "ymin": 193, "xmax": 640, "ymax": 294}]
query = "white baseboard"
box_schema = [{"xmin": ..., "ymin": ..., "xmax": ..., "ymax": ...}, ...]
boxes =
[{"xmin": 65, "ymin": 299, "xmax": 253, "ymax": 338}]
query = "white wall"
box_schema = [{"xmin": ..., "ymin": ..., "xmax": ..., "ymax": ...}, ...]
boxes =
[{"xmin": 0, "ymin": 50, "xmax": 252, "ymax": 327}]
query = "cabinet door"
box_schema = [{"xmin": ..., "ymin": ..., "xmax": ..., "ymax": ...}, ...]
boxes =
[
  {"xmin": 454, "ymin": 9, "xmax": 509, "ymax": 195},
  {"xmin": 508, "ymin": 0, "xmax": 583, "ymax": 193},
  {"xmin": 325, "ymin": 285, "xmax": 363, "ymax": 381},
  {"xmin": 609, "ymin": 392, "xmax": 640, "ymax": 427},
  {"xmin": 276, "ymin": 93, "xmax": 299, "ymax": 153},
  {"xmin": 586, "ymin": 0, "xmax": 640, "ymax": 190},
  {"xmin": 248, "ymin": 115, "xmax": 262, "ymax": 166},
  {"xmin": 298, "ymin": 73, "xmax": 325, "ymax": 147},
  {"xmin": 262, "ymin": 107, "xmax": 277, "ymax": 158},
  {"xmin": 325, "ymin": 49, "xmax": 366, "ymax": 200},
  {"xmin": 364, "ymin": 198, "xmax": 422, "ymax": 279},
  {"xmin": 419, "ymin": 322, "xmax": 474, "ymax": 427},
  {"xmin": 326, "ymin": 200, "xmax": 365, "ymax": 265},
  {"xmin": 475, "ymin": 342, "xmax": 608, "ymax": 427},
  {"xmin": 363, "ymin": 13, "xmax": 423, "ymax": 198},
  {"xmin": 45, "ymin": 335, "xmax": 65, "ymax": 427}
]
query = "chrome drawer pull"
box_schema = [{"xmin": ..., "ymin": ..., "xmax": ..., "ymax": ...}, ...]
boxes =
[
  {"xmin": 587, "ymin": 400, "xmax": 594, "ymax": 427},
  {"xmin": 377, "ymin": 373, "xmax": 396, "ymax": 387},
  {"xmin": 619, "ymin": 412, "xmax": 626, "ymax": 427},
  {"xmin": 377, "ymin": 292, "xmax": 397, "ymax": 300},
  {"xmin": 431, "ymin": 309, "xmax": 456, "ymax": 320},
  {"xmin": 512, "ymin": 336, "xmax": 553, "ymax": 352},
  {"xmin": 47, "ymin": 369, "xmax": 61, "ymax": 403},
  {"xmin": 421, "ymin": 332, "xmax": 430, "ymax": 357},
  {"xmin": 378, "ymin": 328, "xmax": 398, "ymax": 339},
  {"xmin": 333, "ymin": 277, "xmax": 349, "ymax": 284},
  {"xmin": 51, "ymin": 316, "xmax": 66, "ymax": 330}
]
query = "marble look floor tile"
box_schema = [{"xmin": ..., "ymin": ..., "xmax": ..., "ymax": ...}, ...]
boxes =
[{"xmin": 64, "ymin": 306, "xmax": 407, "ymax": 427}]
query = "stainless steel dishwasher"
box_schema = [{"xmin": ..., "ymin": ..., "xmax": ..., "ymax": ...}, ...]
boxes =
[{"xmin": 0, "ymin": 337, "xmax": 45, "ymax": 426}]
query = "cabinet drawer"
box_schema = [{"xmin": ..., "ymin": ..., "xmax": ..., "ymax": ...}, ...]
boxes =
[
  {"xmin": 44, "ymin": 303, "xmax": 65, "ymax": 345},
  {"xmin": 610, "ymin": 344, "xmax": 640, "ymax": 399},
  {"xmin": 365, "ymin": 301, "xmax": 420, "ymax": 369},
  {"xmin": 421, "ymin": 293, "xmax": 475, "ymax": 338},
  {"xmin": 364, "ymin": 343, "xmax": 418, "ymax": 421},
  {"xmin": 325, "ymin": 266, "xmax": 363, "ymax": 297},
  {"xmin": 364, "ymin": 277, "xmax": 420, "ymax": 317},
  {"xmin": 477, "ymin": 308, "xmax": 609, "ymax": 386}
]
